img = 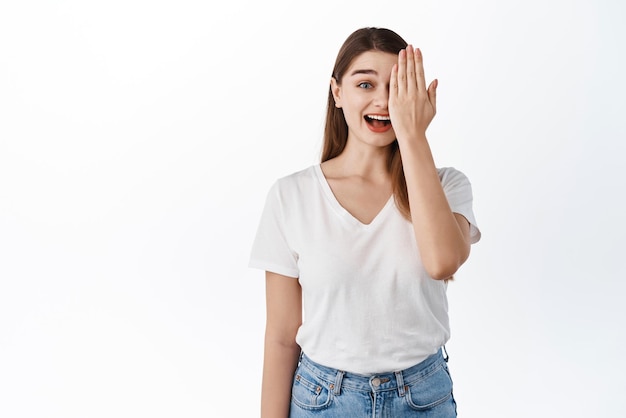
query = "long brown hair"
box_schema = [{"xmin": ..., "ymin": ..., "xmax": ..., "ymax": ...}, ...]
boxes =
[{"xmin": 322, "ymin": 27, "xmax": 411, "ymax": 220}]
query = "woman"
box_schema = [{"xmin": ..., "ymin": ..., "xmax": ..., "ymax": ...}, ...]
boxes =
[{"xmin": 249, "ymin": 27, "xmax": 481, "ymax": 418}]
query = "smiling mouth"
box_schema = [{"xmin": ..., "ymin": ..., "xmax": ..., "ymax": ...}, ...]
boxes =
[{"xmin": 365, "ymin": 114, "xmax": 391, "ymax": 129}]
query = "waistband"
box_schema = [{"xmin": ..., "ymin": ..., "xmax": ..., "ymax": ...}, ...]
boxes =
[{"xmin": 298, "ymin": 348, "xmax": 447, "ymax": 395}]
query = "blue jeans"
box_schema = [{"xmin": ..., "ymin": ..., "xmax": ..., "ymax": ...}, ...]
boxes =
[{"xmin": 289, "ymin": 349, "xmax": 457, "ymax": 417}]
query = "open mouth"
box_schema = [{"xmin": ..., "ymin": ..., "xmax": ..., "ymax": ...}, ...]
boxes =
[{"xmin": 365, "ymin": 114, "xmax": 391, "ymax": 128}]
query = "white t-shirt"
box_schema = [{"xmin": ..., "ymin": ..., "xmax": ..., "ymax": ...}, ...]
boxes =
[{"xmin": 249, "ymin": 164, "xmax": 481, "ymax": 374}]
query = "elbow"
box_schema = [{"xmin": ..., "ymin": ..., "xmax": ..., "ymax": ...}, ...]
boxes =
[
  {"xmin": 264, "ymin": 321, "xmax": 302, "ymax": 350},
  {"xmin": 426, "ymin": 263, "xmax": 460, "ymax": 281},
  {"xmin": 424, "ymin": 249, "xmax": 470, "ymax": 281}
]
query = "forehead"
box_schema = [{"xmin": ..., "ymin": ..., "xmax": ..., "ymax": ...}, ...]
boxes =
[{"xmin": 345, "ymin": 50, "xmax": 398, "ymax": 77}]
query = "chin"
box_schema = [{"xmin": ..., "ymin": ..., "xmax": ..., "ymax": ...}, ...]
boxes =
[{"xmin": 370, "ymin": 134, "xmax": 397, "ymax": 148}]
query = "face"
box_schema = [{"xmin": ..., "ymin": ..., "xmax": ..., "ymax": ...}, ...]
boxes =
[{"xmin": 331, "ymin": 50, "xmax": 398, "ymax": 149}]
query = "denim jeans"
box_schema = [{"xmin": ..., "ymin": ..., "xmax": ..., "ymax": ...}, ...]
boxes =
[{"xmin": 289, "ymin": 348, "xmax": 457, "ymax": 417}]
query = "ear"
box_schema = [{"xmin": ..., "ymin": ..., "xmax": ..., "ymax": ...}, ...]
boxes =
[{"xmin": 330, "ymin": 77, "xmax": 342, "ymax": 108}]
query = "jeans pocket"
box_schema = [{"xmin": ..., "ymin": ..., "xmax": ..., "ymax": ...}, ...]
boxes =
[
  {"xmin": 404, "ymin": 363, "xmax": 454, "ymax": 412},
  {"xmin": 291, "ymin": 364, "xmax": 333, "ymax": 410}
]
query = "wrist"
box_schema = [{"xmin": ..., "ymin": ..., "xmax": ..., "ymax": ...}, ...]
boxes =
[
  {"xmin": 396, "ymin": 132, "xmax": 428, "ymax": 148},
  {"xmin": 396, "ymin": 133, "xmax": 436, "ymax": 165}
]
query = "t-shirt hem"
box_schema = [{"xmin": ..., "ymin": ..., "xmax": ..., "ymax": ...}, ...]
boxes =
[
  {"xmin": 451, "ymin": 210, "xmax": 481, "ymax": 244},
  {"xmin": 248, "ymin": 260, "xmax": 299, "ymax": 278}
]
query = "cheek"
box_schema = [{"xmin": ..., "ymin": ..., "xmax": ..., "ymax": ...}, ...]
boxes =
[
  {"xmin": 342, "ymin": 109, "xmax": 364, "ymax": 126},
  {"xmin": 341, "ymin": 95, "xmax": 366, "ymax": 119}
]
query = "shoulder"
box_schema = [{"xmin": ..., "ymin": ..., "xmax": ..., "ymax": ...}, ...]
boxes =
[
  {"xmin": 275, "ymin": 165, "xmax": 318, "ymax": 188},
  {"xmin": 266, "ymin": 165, "xmax": 320, "ymax": 203}
]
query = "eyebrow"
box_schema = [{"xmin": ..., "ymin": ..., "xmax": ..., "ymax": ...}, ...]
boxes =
[{"xmin": 349, "ymin": 69, "xmax": 378, "ymax": 76}]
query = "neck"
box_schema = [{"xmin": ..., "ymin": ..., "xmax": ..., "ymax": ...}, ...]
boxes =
[{"xmin": 332, "ymin": 138, "xmax": 392, "ymax": 180}]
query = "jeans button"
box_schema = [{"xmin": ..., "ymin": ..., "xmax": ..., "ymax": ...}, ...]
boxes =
[{"xmin": 371, "ymin": 377, "xmax": 381, "ymax": 387}]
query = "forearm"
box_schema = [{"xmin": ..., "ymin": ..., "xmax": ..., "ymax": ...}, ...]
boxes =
[
  {"xmin": 261, "ymin": 338, "xmax": 301, "ymax": 418},
  {"xmin": 398, "ymin": 135, "xmax": 470, "ymax": 279}
]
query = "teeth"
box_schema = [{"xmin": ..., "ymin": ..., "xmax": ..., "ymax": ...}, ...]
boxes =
[{"xmin": 367, "ymin": 115, "xmax": 390, "ymax": 121}]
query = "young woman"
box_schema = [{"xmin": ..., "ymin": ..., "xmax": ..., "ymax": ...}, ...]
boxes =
[{"xmin": 249, "ymin": 27, "xmax": 481, "ymax": 418}]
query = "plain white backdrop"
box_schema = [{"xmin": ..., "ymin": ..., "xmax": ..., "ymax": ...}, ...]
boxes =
[{"xmin": 1, "ymin": 0, "xmax": 625, "ymax": 417}]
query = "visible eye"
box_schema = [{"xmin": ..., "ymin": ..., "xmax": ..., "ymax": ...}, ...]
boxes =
[{"xmin": 357, "ymin": 82, "xmax": 373, "ymax": 89}]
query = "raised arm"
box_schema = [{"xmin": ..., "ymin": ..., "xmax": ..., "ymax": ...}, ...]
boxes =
[
  {"xmin": 261, "ymin": 271, "xmax": 302, "ymax": 417},
  {"xmin": 389, "ymin": 46, "xmax": 471, "ymax": 280}
]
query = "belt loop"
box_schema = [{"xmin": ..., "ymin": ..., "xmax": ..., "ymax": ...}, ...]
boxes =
[
  {"xmin": 395, "ymin": 371, "xmax": 406, "ymax": 397},
  {"xmin": 332, "ymin": 370, "xmax": 344, "ymax": 395},
  {"xmin": 442, "ymin": 345, "xmax": 449, "ymax": 363}
]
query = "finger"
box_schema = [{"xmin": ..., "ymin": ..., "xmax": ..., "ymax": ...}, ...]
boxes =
[
  {"xmin": 397, "ymin": 48, "xmax": 407, "ymax": 94},
  {"xmin": 405, "ymin": 45, "xmax": 417, "ymax": 95},
  {"xmin": 390, "ymin": 63, "xmax": 399, "ymax": 99},
  {"xmin": 415, "ymin": 48, "xmax": 427, "ymax": 92},
  {"xmin": 428, "ymin": 78, "xmax": 438, "ymax": 113}
]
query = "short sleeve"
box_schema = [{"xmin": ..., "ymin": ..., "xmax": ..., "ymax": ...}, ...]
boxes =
[
  {"xmin": 248, "ymin": 181, "xmax": 299, "ymax": 278},
  {"xmin": 439, "ymin": 167, "xmax": 481, "ymax": 244}
]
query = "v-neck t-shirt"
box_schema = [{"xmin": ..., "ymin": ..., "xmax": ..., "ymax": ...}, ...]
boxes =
[{"xmin": 249, "ymin": 164, "xmax": 481, "ymax": 374}]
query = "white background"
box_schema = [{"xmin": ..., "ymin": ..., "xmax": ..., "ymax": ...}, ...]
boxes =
[{"xmin": 1, "ymin": 0, "xmax": 625, "ymax": 417}]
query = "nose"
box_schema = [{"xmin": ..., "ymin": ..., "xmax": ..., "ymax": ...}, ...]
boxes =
[{"xmin": 373, "ymin": 87, "xmax": 389, "ymax": 109}]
